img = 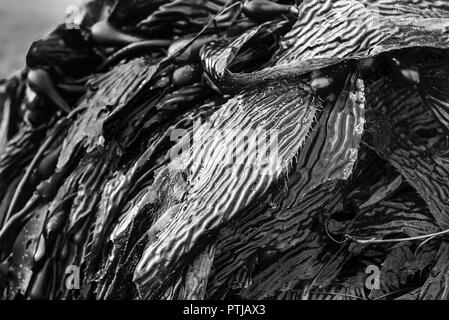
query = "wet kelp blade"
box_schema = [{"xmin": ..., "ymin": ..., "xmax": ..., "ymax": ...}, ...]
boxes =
[
  {"xmin": 367, "ymin": 77, "xmax": 449, "ymax": 228},
  {"xmin": 208, "ymin": 184, "xmax": 344, "ymax": 299},
  {"xmin": 84, "ymin": 100, "xmax": 222, "ymax": 286},
  {"xmin": 420, "ymin": 60, "xmax": 449, "ymax": 130},
  {"xmin": 419, "ymin": 242, "xmax": 449, "ymax": 299},
  {"xmin": 7, "ymin": 205, "xmax": 47, "ymax": 298},
  {"xmin": 211, "ymin": 71, "xmax": 365, "ymax": 299},
  {"xmin": 133, "ymin": 78, "xmax": 319, "ymax": 299},
  {"xmin": 179, "ymin": 243, "xmax": 216, "ymax": 300},
  {"xmin": 57, "ymin": 57, "xmax": 157, "ymax": 169},
  {"xmin": 200, "ymin": 20, "xmax": 292, "ymax": 90},
  {"xmin": 86, "ymin": 94, "xmax": 225, "ymax": 298},
  {"xmin": 4, "ymin": 57, "xmax": 165, "ymax": 299},
  {"xmin": 216, "ymin": 0, "xmax": 449, "ymax": 88},
  {"xmin": 110, "ymin": 0, "xmax": 241, "ymax": 38},
  {"xmin": 275, "ymin": 0, "xmax": 449, "ymax": 65},
  {"xmin": 347, "ymin": 194, "xmax": 440, "ymax": 240},
  {"xmin": 96, "ymin": 165, "xmax": 190, "ymax": 299},
  {"xmin": 366, "ymin": 59, "xmax": 443, "ymax": 139}
]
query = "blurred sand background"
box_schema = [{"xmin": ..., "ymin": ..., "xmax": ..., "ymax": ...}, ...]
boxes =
[{"xmin": 0, "ymin": 0, "xmax": 80, "ymax": 78}]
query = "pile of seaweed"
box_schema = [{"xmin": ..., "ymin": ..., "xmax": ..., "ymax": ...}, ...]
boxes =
[{"xmin": 1, "ymin": 0, "xmax": 449, "ymax": 300}]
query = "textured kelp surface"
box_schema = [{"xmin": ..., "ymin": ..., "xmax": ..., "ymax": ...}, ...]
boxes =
[{"xmin": 2, "ymin": 0, "xmax": 449, "ymax": 300}]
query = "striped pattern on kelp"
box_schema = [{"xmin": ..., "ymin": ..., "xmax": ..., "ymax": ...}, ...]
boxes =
[
  {"xmin": 367, "ymin": 74, "xmax": 440, "ymax": 138},
  {"xmin": 94, "ymin": 162, "xmax": 190, "ymax": 299},
  {"xmin": 180, "ymin": 243, "xmax": 216, "ymax": 300},
  {"xmin": 368, "ymin": 113, "xmax": 449, "ymax": 227},
  {"xmin": 266, "ymin": 282, "xmax": 368, "ymax": 300},
  {"xmin": 206, "ymin": 71, "xmax": 364, "ymax": 297},
  {"xmin": 133, "ymin": 80, "xmax": 319, "ymax": 298},
  {"xmin": 202, "ymin": 0, "xmax": 449, "ymax": 90},
  {"xmin": 95, "ymin": 187, "xmax": 163, "ymax": 299},
  {"xmin": 420, "ymin": 60, "xmax": 449, "ymax": 130},
  {"xmin": 358, "ymin": 0, "xmax": 449, "ymax": 18},
  {"xmin": 287, "ymin": 71, "xmax": 365, "ymax": 197},
  {"xmin": 239, "ymin": 232, "xmax": 324, "ymax": 299},
  {"xmin": 305, "ymin": 285, "xmax": 368, "ymax": 300},
  {"xmin": 87, "ymin": 98, "xmax": 225, "ymax": 291},
  {"xmin": 419, "ymin": 242, "xmax": 449, "ymax": 299},
  {"xmin": 386, "ymin": 143, "xmax": 449, "ymax": 229},
  {"xmin": 200, "ymin": 20, "xmax": 292, "ymax": 90},
  {"xmin": 85, "ymin": 98, "xmax": 226, "ymax": 297},
  {"xmin": 66, "ymin": 152, "xmax": 112, "ymax": 231},
  {"xmin": 207, "ymin": 183, "xmax": 344, "ymax": 298},
  {"xmin": 7, "ymin": 205, "xmax": 48, "ymax": 298},
  {"xmin": 348, "ymin": 194, "xmax": 440, "ymax": 239},
  {"xmin": 209, "ymin": 70, "xmax": 364, "ymax": 277},
  {"xmin": 200, "ymin": 26, "xmax": 263, "ymax": 87},
  {"xmin": 84, "ymin": 98, "xmax": 223, "ymax": 290},
  {"xmin": 367, "ymin": 77, "xmax": 449, "ymax": 228},
  {"xmin": 274, "ymin": 0, "xmax": 449, "ymax": 66},
  {"xmin": 57, "ymin": 57, "xmax": 155, "ymax": 168}
]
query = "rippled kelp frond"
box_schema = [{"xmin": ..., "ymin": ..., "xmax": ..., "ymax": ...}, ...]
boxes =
[
  {"xmin": 225, "ymin": 0, "xmax": 449, "ymax": 87},
  {"xmin": 347, "ymin": 194, "xmax": 440, "ymax": 240},
  {"xmin": 57, "ymin": 57, "xmax": 157, "ymax": 169},
  {"xmin": 133, "ymin": 78, "xmax": 319, "ymax": 298},
  {"xmin": 276, "ymin": 0, "xmax": 449, "ymax": 65},
  {"xmin": 419, "ymin": 60, "xmax": 449, "ymax": 130},
  {"xmin": 367, "ymin": 103, "xmax": 449, "ymax": 228},
  {"xmin": 202, "ymin": 70, "xmax": 365, "ymax": 299}
]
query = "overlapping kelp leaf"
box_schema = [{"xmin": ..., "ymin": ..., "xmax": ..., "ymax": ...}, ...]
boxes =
[
  {"xmin": 133, "ymin": 78, "xmax": 320, "ymax": 298},
  {"xmin": 109, "ymin": 0, "xmax": 242, "ymax": 38},
  {"xmin": 275, "ymin": 0, "xmax": 449, "ymax": 65},
  {"xmin": 3, "ymin": 0, "xmax": 449, "ymax": 300},
  {"xmin": 370, "ymin": 242, "xmax": 439, "ymax": 299},
  {"xmin": 206, "ymin": 0, "xmax": 449, "ymax": 88},
  {"xmin": 204, "ymin": 69, "xmax": 365, "ymax": 298},
  {"xmin": 347, "ymin": 194, "xmax": 440, "ymax": 240},
  {"xmin": 367, "ymin": 79, "xmax": 449, "ymax": 227}
]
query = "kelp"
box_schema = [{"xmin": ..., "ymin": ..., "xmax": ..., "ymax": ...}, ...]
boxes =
[
  {"xmin": 3, "ymin": 0, "xmax": 449, "ymax": 300},
  {"xmin": 203, "ymin": 69, "xmax": 365, "ymax": 298},
  {"xmin": 133, "ymin": 78, "xmax": 320, "ymax": 298},
  {"xmin": 26, "ymin": 24, "xmax": 102, "ymax": 82},
  {"xmin": 419, "ymin": 242, "xmax": 449, "ymax": 299},
  {"xmin": 109, "ymin": 0, "xmax": 242, "ymax": 38}
]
